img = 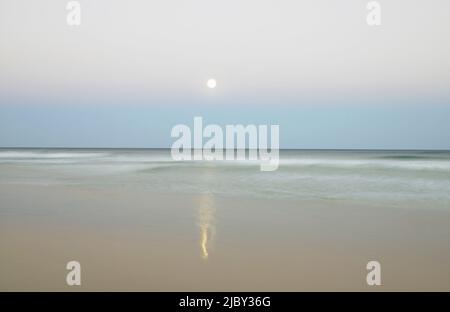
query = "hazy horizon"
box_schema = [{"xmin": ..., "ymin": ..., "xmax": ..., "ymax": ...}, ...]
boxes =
[{"xmin": 1, "ymin": 147, "xmax": 450, "ymax": 151}]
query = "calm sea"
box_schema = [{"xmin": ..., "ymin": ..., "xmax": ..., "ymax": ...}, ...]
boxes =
[{"xmin": 1, "ymin": 148, "xmax": 450, "ymax": 207}]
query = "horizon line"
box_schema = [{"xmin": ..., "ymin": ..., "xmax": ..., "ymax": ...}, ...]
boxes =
[{"xmin": 1, "ymin": 147, "xmax": 450, "ymax": 152}]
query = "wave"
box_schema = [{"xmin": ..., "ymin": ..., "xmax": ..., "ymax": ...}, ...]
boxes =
[
  {"xmin": 279, "ymin": 158, "xmax": 450, "ymax": 171},
  {"xmin": 1, "ymin": 149, "xmax": 450, "ymax": 203},
  {"xmin": 0, "ymin": 151, "xmax": 108, "ymax": 159},
  {"xmin": 1, "ymin": 149, "xmax": 450, "ymax": 171}
]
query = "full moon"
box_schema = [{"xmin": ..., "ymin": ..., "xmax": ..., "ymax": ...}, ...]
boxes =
[{"xmin": 206, "ymin": 79, "xmax": 217, "ymax": 89}]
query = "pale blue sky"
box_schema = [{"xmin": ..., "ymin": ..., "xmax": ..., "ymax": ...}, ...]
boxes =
[
  {"xmin": 1, "ymin": 101, "xmax": 450, "ymax": 149},
  {"xmin": 1, "ymin": 0, "xmax": 449, "ymax": 149}
]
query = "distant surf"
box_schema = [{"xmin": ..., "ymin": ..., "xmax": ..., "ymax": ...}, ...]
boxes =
[{"xmin": 1, "ymin": 148, "xmax": 450, "ymax": 206}]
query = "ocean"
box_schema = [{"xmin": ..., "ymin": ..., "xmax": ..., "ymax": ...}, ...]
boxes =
[{"xmin": 1, "ymin": 148, "xmax": 449, "ymax": 208}]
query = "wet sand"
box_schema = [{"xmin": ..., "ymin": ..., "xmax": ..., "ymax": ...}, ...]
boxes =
[{"xmin": 1, "ymin": 184, "xmax": 450, "ymax": 291}]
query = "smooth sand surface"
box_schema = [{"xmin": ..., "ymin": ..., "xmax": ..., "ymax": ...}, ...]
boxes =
[{"xmin": 1, "ymin": 184, "xmax": 450, "ymax": 291}]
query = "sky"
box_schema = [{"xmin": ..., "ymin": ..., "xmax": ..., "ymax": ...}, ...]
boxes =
[{"xmin": 1, "ymin": 0, "xmax": 450, "ymax": 149}]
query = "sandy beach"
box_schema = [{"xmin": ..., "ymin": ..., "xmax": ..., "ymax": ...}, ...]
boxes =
[{"xmin": 1, "ymin": 183, "xmax": 450, "ymax": 291}]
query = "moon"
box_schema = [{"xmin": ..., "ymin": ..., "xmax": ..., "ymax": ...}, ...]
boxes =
[{"xmin": 206, "ymin": 79, "xmax": 217, "ymax": 89}]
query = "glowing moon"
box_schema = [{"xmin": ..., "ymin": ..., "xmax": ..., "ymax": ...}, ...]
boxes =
[{"xmin": 206, "ymin": 79, "xmax": 217, "ymax": 89}]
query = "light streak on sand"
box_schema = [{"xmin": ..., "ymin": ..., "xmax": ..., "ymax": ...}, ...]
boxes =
[{"xmin": 197, "ymin": 193, "xmax": 216, "ymax": 260}]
